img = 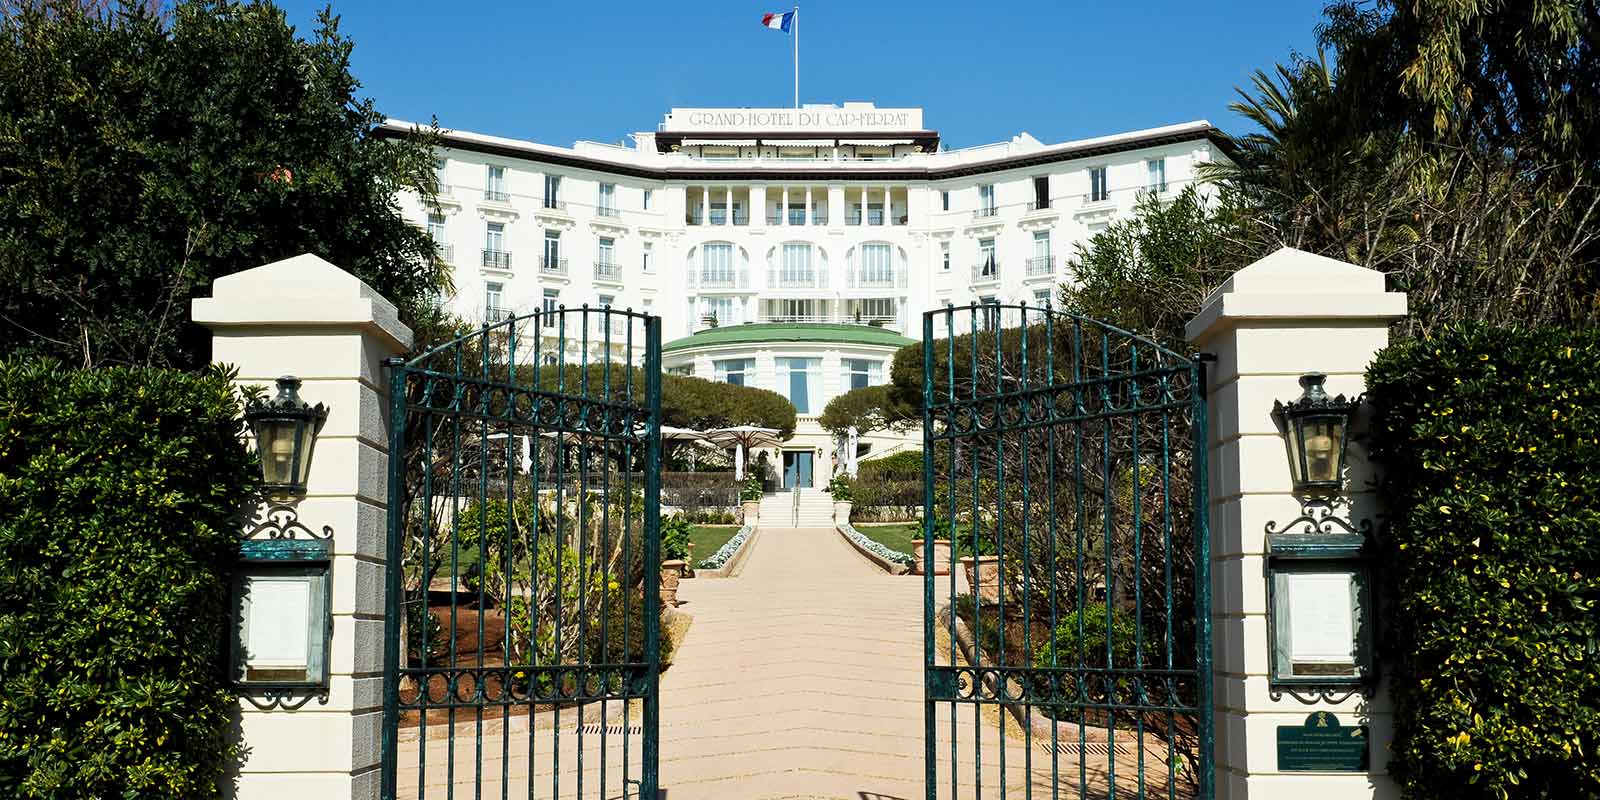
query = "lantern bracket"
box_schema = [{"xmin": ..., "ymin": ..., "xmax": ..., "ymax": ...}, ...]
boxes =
[
  {"xmin": 1265, "ymin": 497, "xmax": 1373, "ymax": 538},
  {"xmin": 244, "ymin": 499, "xmax": 334, "ymax": 541}
]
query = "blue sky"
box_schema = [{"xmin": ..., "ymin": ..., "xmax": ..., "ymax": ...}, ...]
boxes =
[{"xmin": 275, "ymin": 0, "xmax": 1329, "ymax": 148}]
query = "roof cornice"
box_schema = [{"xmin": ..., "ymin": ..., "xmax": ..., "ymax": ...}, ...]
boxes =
[{"xmin": 377, "ymin": 122, "xmax": 1235, "ymax": 182}]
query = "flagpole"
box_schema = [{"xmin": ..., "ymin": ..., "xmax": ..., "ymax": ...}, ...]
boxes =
[{"xmin": 792, "ymin": 6, "xmax": 799, "ymax": 109}]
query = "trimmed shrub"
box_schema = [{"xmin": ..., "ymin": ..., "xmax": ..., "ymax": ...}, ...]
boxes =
[
  {"xmin": 1366, "ymin": 324, "xmax": 1600, "ymax": 799},
  {"xmin": 0, "ymin": 359, "xmax": 256, "ymax": 798}
]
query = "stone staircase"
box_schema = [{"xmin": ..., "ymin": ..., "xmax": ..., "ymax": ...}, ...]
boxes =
[{"xmin": 756, "ymin": 488, "xmax": 836, "ymax": 528}]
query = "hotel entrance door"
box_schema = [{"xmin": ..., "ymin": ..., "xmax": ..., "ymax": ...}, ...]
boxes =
[{"xmin": 781, "ymin": 451, "xmax": 813, "ymax": 489}]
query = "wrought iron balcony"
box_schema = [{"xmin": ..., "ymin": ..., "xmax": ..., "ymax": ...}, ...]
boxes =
[
  {"xmin": 542, "ymin": 199, "xmax": 567, "ymax": 212},
  {"xmin": 1026, "ymin": 255, "xmax": 1055, "ymax": 276},
  {"xmin": 483, "ymin": 188, "xmax": 509, "ymax": 203},
  {"xmin": 769, "ymin": 269, "xmax": 827, "ymax": 289},
  {"xmin": 481, "ymin": 249, "xmax": 512, "ymax": 270},
  {"xmin": 434, "ymin": 242, "xmax": 454, "ymax": 263},
  {"xmin": 594, "ymin": 260, "xmax": 622, "ymax": 282},
  {"xmin": 540, "ymin": 255, "xmax": 568, "ymax": 276},
  {"xmin": 971, "ymin": 206, "xmax": 1000, "ymax": 220},
  {"xmin": 850, "ymin": 269, "xmax": 905, "ymax": 290},
  {"xmin": 1027, "ymin": 200, "xmax": 1052, "ymax": 212},
  {"xmin": 695, "ymin": 271, "xmax": 747, "ymax": 290},
  {"xmin": 484, "ymin": 305, "xmax": 511, "ymax": 323},
  {"xmin": 596, "ymin": 205, "xmax": 620, "ymax": 218},
  {"xmin": 971, "ymin": 261, "xmax": 1000, "ymax": 283}
]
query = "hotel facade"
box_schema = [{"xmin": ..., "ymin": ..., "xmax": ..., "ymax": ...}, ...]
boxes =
[{"xmin": 389, "ymin": 103, "xmax": 1230, "ymax": 485}]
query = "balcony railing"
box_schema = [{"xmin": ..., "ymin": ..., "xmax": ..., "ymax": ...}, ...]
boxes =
[
  {"xmin": 1026, "ymin": 255, "xmax": 1055, "ymax": 276},
  {"xmin": 1027, "ymin": 200, "xmax": 1052, "ymax": 212},
  {"xmin": 693, "ymin": 270, "xmax": 748, "ymax": 290},
  {"xmin": 484, "ymin": 188, "xmax": 509, "ymax": 203},
  {"xmin": 848, "ymin": 268, "xmax": 907, "ymax": 290},
  {"xmin": 688, "ymin": 211, "xmax": 750, "ymax": 226},
  {"xmin": 434, "ymin": 242, "xmax": 454, "ymax": 263},
  {"xmin": 540, "ymin": 255, "xmax": 568, "ymax": 276},
  {"xmin": 972, "ymin": 206, "xmax": 1000, "ymax": 220},
  {"xmin": 482, "ymin": 249, "xmax": 512, "ymax": 270},
  {"xmin": 594, "ymin": 260, "xmax": 622, "ymax": 282},
  {"xmin": 596, "ymin": 205, "xmax": 620, "ymax": 218},
  {"xmin": 766, "ymin": 211, "xmax": 826, "ymax": 225},
  {"xmin": 971, "ymin": 261, "xmax": 1000, "ymax": 283},
  {"xmin": 541, "ymin": 199, "xmax": 567, "ymax": 212},
  {"xmin": 756, "ymin": 312, "xmax": 902, "ymax": 331},
  {"xmin": 768, "ymin": 269, "xmax": 827, "ymax": 289},
  {"xmin": 484, "ymin": 305, "xmax": 511, "ymax": 323}
]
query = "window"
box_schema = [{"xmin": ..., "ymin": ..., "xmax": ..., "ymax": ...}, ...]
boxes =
[
  {"xmin": 1034, "ymin": 288, "xmax": 1053, "ymax": 306},
  {"xmin": 1030, "ymin": 230, "xmax": 1052, "ymax": 275},
  {"xmin": 780, "ymin": 357, "xmax": 818, "ymax": 414},
  {"xmin": 980, "ymin": 295, "xmax": 1000, "ymax": 329},
  {"xmin": 771, "ymin": 298, "xmax": 819, "ymax": 320},
  {"xmin": 598, "ymin": 183, "xmax": 616, "ymax": 216},
  {"xmin": 941, "ymin": 190, "xmax": 950, "ymax": 211},
  {"xmin": 485, "ymin": 165, "xmax": 507, "ymax": 201},
  {"xmin": 485, "ymin": 222, "xmax": 504, "ymax": 252},
  {"xmin": 978, "ymin": 184, "xmax": 996, "ymax": 215},
  {"xmin": 642, "ymin": 243, "xmax": 653, "ymax": 273},
  {"xmin": 702, "ymin": 242, "xmax": 734, "ymax": 283},
  {"xmin": 643, "ymin": 188, "xmax": 653, "ymax": 210},
  {"xmin": 788, "ymin": 195, "xmax": 806, "ymax": 226},
  {"xmin": 484, "ymin": 281, "xmax": 504, "ymax": 320},
  {"xmin": 542, "ymin": 230, "xmax": 561, "ymax": 272},
  {"xmin": 543, "ymin": 174, "xmax": 561, "ymax": 208},
  {"xmin": 700, "ymin": 296, "xmax": 734, "ymax": 326},
  {"xmin": 434, "ymin": 158, "xmax": 448, "ymax": 194},
  {"xmin": 854, "ymin": 298, "xmax": 896, "ymax": 324},
  {"xmin": 867, "ymin": 197, "xmax": 884, "ymax": 226},
  {"xmin": 542, "ymin": 289, "xmax": 559, "ymax": 327},
  {"xmin": 979, "ymin": 237, "xmax": 997, "ymax": 277},
  {"xmin": 427, "ymin": 213, "xmax": 447, "ymax": 244},
  {"xmin": 598, "ymin": 237, "xmax": 615, "ymax": 265},
  {"xmin": 780, "ymin": 243, "xmax": 813, "ymax": 285},
  {"xmin": 598, "ymin": 293, "xmax": 614, "ymax": 308},
  {"xmin": 666, "ymin": 364, "xmax": 694, "ymax": 376},
  {"xmin": 1089, "ymin": 166, "xmax": 1109, "ymax": 203},
  {"xmin": 1032, "ymin": 175, "xmax": 1050, "ymax": 209},
  {"xmin": 714, "ymin": 358, "xmax": 754, "ymax": 386},
  {"xmin": 1147, "ymin": 158, "xmax": 1167, "ymax": 193},
  {"xmin": 941, "ymin": 242, "xmax": 951, "ymax": 271},
  {"xmin": 843, "ymin": 358, "xmax": 883, "ymax": 390},
  {"xmin": 859, "ymin": 243, "xmax": 893, "ymax": 285}
]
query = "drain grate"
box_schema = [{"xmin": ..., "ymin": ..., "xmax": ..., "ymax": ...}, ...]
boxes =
[
  {"xmin": 574, "ymin": 724, "xmax": 644, "ymax": 735},
  {"xmin": 1038, "ymin": 741, "xmax": 1133, "ymax": 757}
]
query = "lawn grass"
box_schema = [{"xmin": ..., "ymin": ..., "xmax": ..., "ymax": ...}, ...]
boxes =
[
  {"xmin": 851, "ymin": 522, "xmax": 923, "ymax": 555},
  {"xmin": 689, "ymin": 525, "xmax": 741, "ymax": 559}
]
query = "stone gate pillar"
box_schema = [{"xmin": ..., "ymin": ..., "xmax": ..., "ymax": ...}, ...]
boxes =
[
  {"xmin": 1185, "ymin": 248, "xmax": 1407, "ymax": 799},
  {"xmin": 194, "ymin": 253, "xmax": 412, "ymax": 800}
]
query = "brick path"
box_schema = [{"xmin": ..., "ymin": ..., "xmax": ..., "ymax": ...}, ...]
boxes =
[{"xmin": 399, "ymin": 524, "xmax": 1167, "ymax": 798}]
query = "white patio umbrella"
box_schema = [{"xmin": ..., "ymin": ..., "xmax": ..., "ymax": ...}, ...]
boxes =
[
  {"xmin": 704, "ymin": 425, "xmax": 781, "ymax": 480},
  {"xmin": 846, "ymin": 425, "xmax": 860, "ymax": 477}
]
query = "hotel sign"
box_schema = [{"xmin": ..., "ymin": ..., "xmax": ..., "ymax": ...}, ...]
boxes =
[{"xmin": 662, "ymin": 107, "xmax": 924, "ymax": 133}]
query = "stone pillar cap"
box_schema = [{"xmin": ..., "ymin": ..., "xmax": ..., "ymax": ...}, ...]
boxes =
[
  {"xmin": 1186, "ymin": 247, "xmax": 1407, "ymax": 342},
  {"xmin": 192, "ymin": 253, "xmax": 413, "ymax": 353}
]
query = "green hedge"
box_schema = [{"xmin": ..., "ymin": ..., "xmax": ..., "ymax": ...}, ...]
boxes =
[
  {"xmin": 1366, "ymin": 325, "xmax": 1600, "ymax": 798},
  {"xmin": 0, "ymin": 359, "xmax": 256, "ymax": 798}
]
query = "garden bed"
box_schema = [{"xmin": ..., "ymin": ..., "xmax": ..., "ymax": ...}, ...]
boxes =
[{"xmin": 836, "ymin": 522, "xmax": 914, "ymax": 575}]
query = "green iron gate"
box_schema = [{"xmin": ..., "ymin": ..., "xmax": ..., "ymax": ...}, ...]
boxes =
[
  {"xmin": 381, "ymin": 306, "xmax": 662, "ymax": 800},
  {"xmin": 921, "ymin": 303, "xmax": 1212, "ymax": 799}
]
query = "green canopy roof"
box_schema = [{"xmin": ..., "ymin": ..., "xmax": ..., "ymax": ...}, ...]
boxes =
[{"xmin": 662, "ymin": 322, "xmax": 916, "ymax": 353}]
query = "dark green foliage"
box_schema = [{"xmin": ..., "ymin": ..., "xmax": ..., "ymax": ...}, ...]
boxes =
[
  {"xmin": 1032, "ymin": 604, "xmax": 1149, "ymax": 718},
  {"xmin": 817, "ymin": 384, "xmax": 908, "ymax": 437},
  {"xmin": 660, "ymin": 516, "xmax": 692, "ymax": 562},
  {"xmin": 0, "ymin": 0, "xmax": 444, "ymax": 368},
  {"xmin": 824, "ymin": 474, "xmax": 853, "ymax": 502},
  {"xmin": 859, "ymin": 449, "xmax": 923, "ymax": 481},
  {"xmin": 0, "ymin": 358, "xmax": 257, "ymax": 798},
  {"xmin": 1366, "ymin": 324, "xmax": 1600, "ymax": 798},
  {"xmin": 739, "ymin": 477, "xmax": 763, "ymax": 502}
]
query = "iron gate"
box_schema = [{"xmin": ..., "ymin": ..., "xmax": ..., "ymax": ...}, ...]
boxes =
[
  {"xmin": 381, "ymin": 306, "xmax": 662, "ymax": 800},
  {"xmin": 921, "ymin": 304, "xmax": 1212, "ymax": 799}
]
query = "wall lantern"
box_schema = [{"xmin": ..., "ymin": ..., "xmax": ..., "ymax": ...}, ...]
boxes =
[
  {"xmin": 1272, "ymin": 373, "xmax": 1359, "ymax": 494},
  {"xmin": 244, "ymin": 376, "xmax": 328, "ymax": 497}
]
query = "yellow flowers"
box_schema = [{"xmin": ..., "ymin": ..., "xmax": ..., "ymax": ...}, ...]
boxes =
[{"xmin": 1448, "ymin": 731, "xmax": 1471, "ymax": 747}]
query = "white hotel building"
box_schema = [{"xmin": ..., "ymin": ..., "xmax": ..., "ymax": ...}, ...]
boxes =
[{"xmin": 389, "ymin": 103, "xmax": 1230, "ymax": 485}]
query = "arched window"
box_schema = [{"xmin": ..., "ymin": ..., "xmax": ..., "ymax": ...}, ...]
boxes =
[
  {"xmin": 847, "ymin": 242, "xmax": 904, "ymax": 288},
  {"xmin": 766, "ymin": 242, "xmax": 829, "ymax": 288}
]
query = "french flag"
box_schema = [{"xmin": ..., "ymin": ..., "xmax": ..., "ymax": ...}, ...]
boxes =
[{"xmin": 761, "ymin": 10, "xmax": 794, "ymax": 33}]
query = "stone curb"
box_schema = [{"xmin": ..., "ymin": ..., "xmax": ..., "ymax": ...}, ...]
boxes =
[
  {"xmin": 835, "ymin": 523, "xmax": 911, "ymax": 575},
  {"xmin": 694, "ymin": 525, "xmax": 761, "ymax": 579}
]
